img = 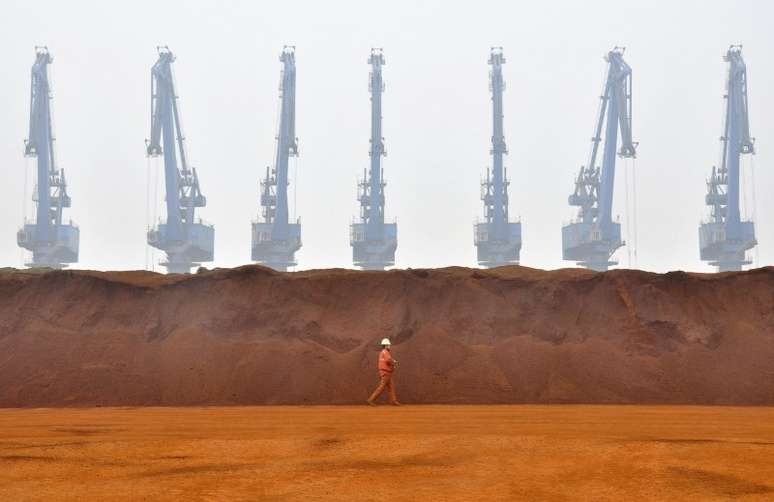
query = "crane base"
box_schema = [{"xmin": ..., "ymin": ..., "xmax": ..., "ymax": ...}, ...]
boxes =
[
  {"xmin": 699, "ymin": 221, "xmax": 756, "ymax": 272},
  {"xmin": 474, "ymin": 222, "xmax": 521, "ymax": 268},
  {"xmin": 350, "ymin": 223, "xmax": 397, "ymax": 270},
  {"xmin": 17, "ymin": 223, "xmax": 79, "ymax": 268},
  {"xmin": 252, "ymin": 222, "xmax": 302, "ymax": 271},
  {"xmin": 148, "ymin": 222, "xmax": 214, "ymax": 274},
  {"xmin": 562, "ymin": 221, "xmax": 622, "ymax": 271}
]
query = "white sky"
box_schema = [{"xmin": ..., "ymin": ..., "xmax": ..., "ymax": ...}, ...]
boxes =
[{"xmin": 1, "ymin": 0, "xmax": 772, "ymax": 273}]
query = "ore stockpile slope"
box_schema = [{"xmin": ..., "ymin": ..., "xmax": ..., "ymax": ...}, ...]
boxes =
[{"xmin": 0, "ymin": 265, "xmax": 773, "ymax": 407}]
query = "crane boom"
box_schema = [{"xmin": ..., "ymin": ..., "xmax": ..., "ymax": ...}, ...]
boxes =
[
  {"xmin": 146, "ymin": 47, "xmax": 213, "ymax": 274},
  {"xmin": 350, "ymin": 48, "xmax": 397, "ymax": 270},
  {"xmin": 366, "ymin": 49, "xmax": 386, "ymax": 240},
  {"xmin": 562, "ymin": 47, "xmax": 636, "ymax": 271},
  {"xmin": 699, "ymin": 45, "xmax": 757, "ymax": 271},
  {"xmin": 474, "ymin": 47, "xmax": 521, "ymax": 267},
  {"xmin": 252, "ymin": 46, "xmax": 302, "ymax": 271},
  {"xmin": 17, "ymin": 46, "xmax": 79, "ymax": 268}
]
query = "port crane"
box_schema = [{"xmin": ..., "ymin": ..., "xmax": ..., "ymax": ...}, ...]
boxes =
[
  {"xmin": 474, "ymin": 47, "xmax": 521, "ymax": 268},
  {"xmin": 562, "ymin": 47, "xmax": 636, "ymax": 271},
  {"xmin": 699, "ymin": 46, "xmax": 757, "ymax": 272},
  {"xmin": 146, "ymin": 47, "xmax": 214, "ymax": 274},
  {"xmin": 252, "ymin": 46, "xmax": 302, "ymax": 271},
  {"xmin": 350, "ymin": 48, "xmax": 397, "ymax": 270},
  {"xmin": 17, "ymin": 47, "xmax": 79, "ymax": 268}
]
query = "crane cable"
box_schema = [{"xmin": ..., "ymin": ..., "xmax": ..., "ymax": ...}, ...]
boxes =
[
  {"xmin": 293, "ymin": 155, "xmax": 298, "ymax": 223},
  {"xmin": 750, "ymin": 155, "xmax": 759, "ymax": 267},
  {"xmin": 624, "ymin": 157, "xmax": 632, "ymax": 267},
  {"xmin": 155, "ymin": 157, "xmax": 161, "ymax": 272},
  {"xmin": 741, "ymin": 154, "xmax": 749, "ymax": 220},
  {"xmin": 739, "ymin": 156, "xmax": 754, "ymax": 266},
  {"xmin": 145, "ymin": 156, "xmax": 151, "ymax": 270},
  {"xmin": 21, "ymin": 157, "xmax": 30, "ymax": 266},
  {"xmin": 149, "ymin": 156, "xmax": 161, "ymax": 272},
  {"xmin": 632, "ymin": 157, "xmax": 639, "ymax": 269},
  {"xmin": 266, "ymin": 76, "xmax": 283, "ymax": 224},
  {"xmin": 382, "ymin": 154, "xmax": 388, "ymax": 223},
  {"xmin": 739, "ymin": 153, "xmax": 750, "ymax": 261}
]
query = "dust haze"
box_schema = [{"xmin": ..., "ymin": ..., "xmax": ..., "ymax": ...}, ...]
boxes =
[{"xmin": 0, "ymin": 0, "xmax": 772, "ymax": 272}]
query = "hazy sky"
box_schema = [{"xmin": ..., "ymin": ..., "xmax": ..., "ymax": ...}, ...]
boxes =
[{"xmin": 1, "ymin": 0, "xmax": 772, "ymax": 273}]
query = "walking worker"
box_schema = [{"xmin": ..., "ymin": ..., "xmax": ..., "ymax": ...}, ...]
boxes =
[{"xmin": 367, "ymin": 338, "xmax": 401, "ymax": 406}]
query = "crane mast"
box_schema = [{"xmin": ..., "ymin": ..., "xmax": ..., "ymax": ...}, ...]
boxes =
[
  {"xmin": 562, "ymin": 47, "xmax": 636, "ymax": 271},
  {"xmin": 350, "ymin": 48, "xmax": 397, "ymax": 270},
  {"xmin": 699, "ymin": 46, "xmax": 757, "ymax": 272},
  {"xmin": 146, "ymin": 47, "xmax": 214, "ymax": 274},
  {"xmin": 252, "ymin": 46, "xmax": 302, "ymax": 271},
  {"xmin": 474, "ymin": 47, "xmax": 521, "ymax": 268},
  {"xmin": 17, "ymin": 47, "xmax": 79, "ymax": 268}
]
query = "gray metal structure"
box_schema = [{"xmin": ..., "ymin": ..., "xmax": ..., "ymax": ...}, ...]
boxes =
[
  {"xmin": 146, "ymin": 47, "xmax": 214, "ymax": 274},
  {"xmin": 350, "ymin": 48, "xmax": 397, "ymax": 270},
  {"xmin": 17, "ymin": 47, "xmax": 79, "ymax": 268},
  {"xmin": 252, "ymin": 46, "xmax": 302, "ymax": 271},
  {"xmin": 474, "ymin": 47, "xmax": 521, "ymax": 268},
  {"xmin": 562, "ymin": 47, "xmax": 637, "ymax": 271},
  {"xmin": 699, "ymin": 46, "xmax": 757, "ymax": 272}
]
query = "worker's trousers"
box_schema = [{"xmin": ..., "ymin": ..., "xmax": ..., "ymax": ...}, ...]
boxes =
[{"xmin": 368, "ymin": 372, "xmax": 398, "ymax": 404}]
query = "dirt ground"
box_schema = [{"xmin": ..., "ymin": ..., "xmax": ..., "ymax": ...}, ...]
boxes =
[
  {"xmin": 3, "ymin": 266, "xmax": 774, "ymax": 407},
  {"xmin": 1, "ymin": 405, "xmax": 774, "ymax": 501}
]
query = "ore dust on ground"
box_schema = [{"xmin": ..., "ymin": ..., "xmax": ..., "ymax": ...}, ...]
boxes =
[{"xmin": 1, "ymin": 405, "xmax": 773, "ymax": 501}]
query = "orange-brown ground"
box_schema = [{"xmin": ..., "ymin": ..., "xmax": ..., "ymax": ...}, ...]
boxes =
[{"xmin": 1, "ymin": 405, "xmax": 774, "ymax": 501}]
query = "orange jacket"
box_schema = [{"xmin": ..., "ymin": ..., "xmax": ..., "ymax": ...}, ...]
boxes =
[{"xmin": 378, "ymin": 348, "xmax": 395, "ymax": 374}]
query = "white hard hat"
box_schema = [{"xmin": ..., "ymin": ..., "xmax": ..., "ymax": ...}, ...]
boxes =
[{"xmin": 380, "ymin": 338, "xmax": 391, "ymax": 346}]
